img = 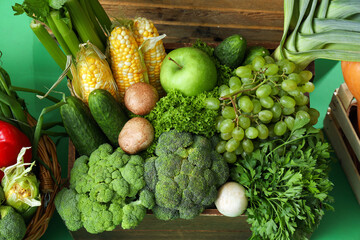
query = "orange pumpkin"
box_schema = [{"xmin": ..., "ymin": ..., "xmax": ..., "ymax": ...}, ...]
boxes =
[{"xmin": 341, "ymin": 61, "xmax": 360, "ymax": 134}]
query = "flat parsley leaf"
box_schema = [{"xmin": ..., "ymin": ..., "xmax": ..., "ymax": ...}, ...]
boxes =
[{"xmin": 230, "ymin": 127, "xmax": 334, "ymax": 240}]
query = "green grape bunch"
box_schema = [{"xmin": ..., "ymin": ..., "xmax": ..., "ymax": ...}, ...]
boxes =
[{"xmin": 204, "ymin": 55, "xmax": 320, "ymax": 164}]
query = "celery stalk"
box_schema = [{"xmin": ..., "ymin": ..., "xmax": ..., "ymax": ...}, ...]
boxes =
[
  {"xmin": 50, "ymin": 10, "xmax": 80, "ymax": 57},
  {"xmin": 65, "ymin": 0, "xmax": 105, "ymax": 53},
  {"xmin": 30, "ymin": 21, "xmax": 67, "ymax": 71},
  {"xmin": 46, "ymin": 15, "xmax": 72, "ymax": 56},
  {"xmin": 79, "ymin": 0, "xmax": 107, "ymax": 45},
  {"xmin": 88, "ymin": 0, "xmax": 112, "ymax": 34}
]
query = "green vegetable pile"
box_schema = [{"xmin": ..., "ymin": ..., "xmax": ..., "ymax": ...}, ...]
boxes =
[
  {"xmin": 144, "ymin": 130, "xmax": 229, "ymax": 220},
  {"xmin": 55, "ymin": 144, "xmax": 155, "ymax": 233},
  {"xmin": 143, "ymin": 89, "xmax": 219, "ymax": 156},
  {"xmin": 231, "ymin": 120, "xmax": 333, "ymax": 240}
]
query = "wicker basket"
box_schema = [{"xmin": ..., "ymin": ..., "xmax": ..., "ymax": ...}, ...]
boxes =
[{"xmin": 22, "ymin": 113, "xmax": 62, "ymax": 240}]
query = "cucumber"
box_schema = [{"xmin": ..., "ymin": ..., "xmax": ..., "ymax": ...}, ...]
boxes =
[
  {"xmin": 214, "ymin": 34, "xmax": 247, "ymax": 69},
  {"xmin": 88, "ymin": 89, "xmax": 129, "ymax": 146},
  {"xmin": 60, "ymin": 96, "xmax": 108, "ymax": 156},
  {"xmin": 243, "ymin": 46, "xmax": 270, "ymax": 65}
]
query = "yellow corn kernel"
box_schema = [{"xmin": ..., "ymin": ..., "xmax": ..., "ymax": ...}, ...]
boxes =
[
  {"xmin": 75, "ymin": 43, "xmax": 119, "ymax": 103},
  {"xmin": 109, "ymin": 26, "xmax": 149, "ymax": 100},
  {"xmin": 133, "ymin": 17, "xmax": 166, "ymax": 96}
]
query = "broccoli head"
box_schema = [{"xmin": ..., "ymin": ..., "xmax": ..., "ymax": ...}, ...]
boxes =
[
  {"xmin": 144, "ymin": 130, "xmax": 229, "ymax": 220},
  {"xmin": 55, "ymin": 144, "xmax": 155, "ymax": 234},
  {"xmin": 0, "ymin": 206, "xmax": 26, "ymax": 240},
  {"xmin": 54, "ymin": 188, "xmax": 83, "ymax": 231}
]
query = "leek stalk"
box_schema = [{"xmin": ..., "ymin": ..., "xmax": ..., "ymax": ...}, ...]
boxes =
[{"xmin": 273, "ymin": 0, "xmax": 360, "ymax": 70}]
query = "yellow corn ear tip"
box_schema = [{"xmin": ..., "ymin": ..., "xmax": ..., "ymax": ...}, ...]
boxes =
[
  {"xmin": 109, "ymin": 25, "xmax": 149, "ymax": 101},
  {"xmin": 132, "ymin": 17, "xmax": 166, "ymax": 97},
  {"xmin": 75, "ymin": 43, "xmax": 120, "ymax": 103}
]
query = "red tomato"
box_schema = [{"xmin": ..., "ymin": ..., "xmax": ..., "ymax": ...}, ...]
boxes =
[{"xmin": 0, "ymin": 121, "xmax": 32, "ymax": 180}]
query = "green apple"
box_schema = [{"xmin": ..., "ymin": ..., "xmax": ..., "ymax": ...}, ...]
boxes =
[{"xmin": 160, "ymin": 47, "xmax": 217, "ymax": 96}]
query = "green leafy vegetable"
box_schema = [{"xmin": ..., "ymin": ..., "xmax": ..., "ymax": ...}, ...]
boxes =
[
  {"xmin": 144, "ymin": 130, "xmax": 229, "ymax": 220},
  {"xmin": 143, "ymin": 89, "xmax": 218, "ymax": 157},
  {"xmin": 273, "ymin": 0, "xmax": 360, "ymax": 70},
  {"xmin": 55, "ymin": 144, "xmax": 155, "ymax": 233},
  {"xmin": 231, "ymin": 123, "xmax": 333, "ymax": 240}
]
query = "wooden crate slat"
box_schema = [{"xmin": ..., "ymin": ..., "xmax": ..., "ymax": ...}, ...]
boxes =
[
  {"xmin": 100, "ymin": 0, "xmax": 283, "ymax": 48},
  {"xmin": 70, "ymin": 213, "xmax": 251, "ymax": 240},
  {"xmin": 154, "ymin": 24, "xmax": 282, "ymax": 49},
  {"xmin": 330, "ymin": 92, "xmax": 360, "ymax": 162},
  {"xmin": 104, "ymin": 5, "xmax": 283, "ymax": 29},
  {"xmin": 101, "ymin": 0, "xmax": 283, "ymax": 12},
  {"xmin": 324, "ymin": 113, "xmax": 360, "ymax": 205}
]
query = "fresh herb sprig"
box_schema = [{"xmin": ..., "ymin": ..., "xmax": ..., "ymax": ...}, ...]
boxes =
[{"xmin": 231, "ymin": 118, "xmax": 334, "ymax": 240}]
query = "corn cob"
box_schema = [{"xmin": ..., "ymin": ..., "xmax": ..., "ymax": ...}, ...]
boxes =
[
  {"xmin": 109, "ymin": 26, "xmax": 149, "ymax": 100},
  {"xmin": 133, "ymin": 17, "xmax": 166, "ymax": 96},
  {"xmin": 75, "ymin": 43, "xmax": 119, "ymax": 103}
]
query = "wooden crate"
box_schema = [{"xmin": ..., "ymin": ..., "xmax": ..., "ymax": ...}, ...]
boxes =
[
  {"xmin": 68, "ymin": 142, "xmax": 251, "ymax": 239},
  {"xmin": 323, "ymin": 83, "xmax": 360, "ymax": 205},
  {"xmin": 66, "ymin": 0, "xmax": 286, "ymax": 238},
  {"xmin": 100, "ymin": 0, "xmax": 284, "ymax": 49}
]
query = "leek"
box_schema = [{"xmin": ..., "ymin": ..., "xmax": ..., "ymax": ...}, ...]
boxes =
[{"xmin": 273, "ymin": 0, "xmax": 360, "ymax": 70}]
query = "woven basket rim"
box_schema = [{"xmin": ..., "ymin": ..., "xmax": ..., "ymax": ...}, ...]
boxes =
[{"xmin": 22, "ymin": 113, "xmax": 62, "ymax": 240}]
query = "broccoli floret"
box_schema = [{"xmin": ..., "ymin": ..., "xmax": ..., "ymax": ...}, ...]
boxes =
[
  {"xmin": 152, "ymin": 205, "xmax": 179, "ymax": 221},
  {"xmin": 121, "ymin": 203, "xmax": 146, "ymax": 229},
  {"xmin": 121, "ymin": 189, "xmax": 155, "ymax": 229},
  {"xmin": 155, "ymin": 130, "xmax": 193, "ymax": 156},
  {"xmin": 78, "ymin": 195, "xmax": 116, "ymax": 233},
  {"xmin": 0, "ymin": 206, "xmax": 26, "ymax": 240},
  {"xmin": 120, "ymin": 155, "xmax": 145, "ymax": 197},
  {"xmin": 139, "ymin": 189, "xmax": 155, "ymax": 209},
  {"xmin": 56, "ymin": 143, "xmax": 154, "ymax": 234},
  {"xmin": 144, "ymin": 130, "xmax": 229, "ymax": 220},
  {"xmin": 54, "ymin": 188, "xmax": 83, "ymax": 231}
]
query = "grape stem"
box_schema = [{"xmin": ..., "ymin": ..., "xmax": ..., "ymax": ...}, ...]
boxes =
[
  {"xmin": 219, "ymin": 79, "xmax": 267, "ymax": 101},
  {"xmin": 229, "ymin": 96, "xmax": 239, "ymax": 127}
]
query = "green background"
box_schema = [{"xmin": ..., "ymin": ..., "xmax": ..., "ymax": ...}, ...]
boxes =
[{"xmin": 1, "ymin": 1, "xmax": 360, "ymax": 239}]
